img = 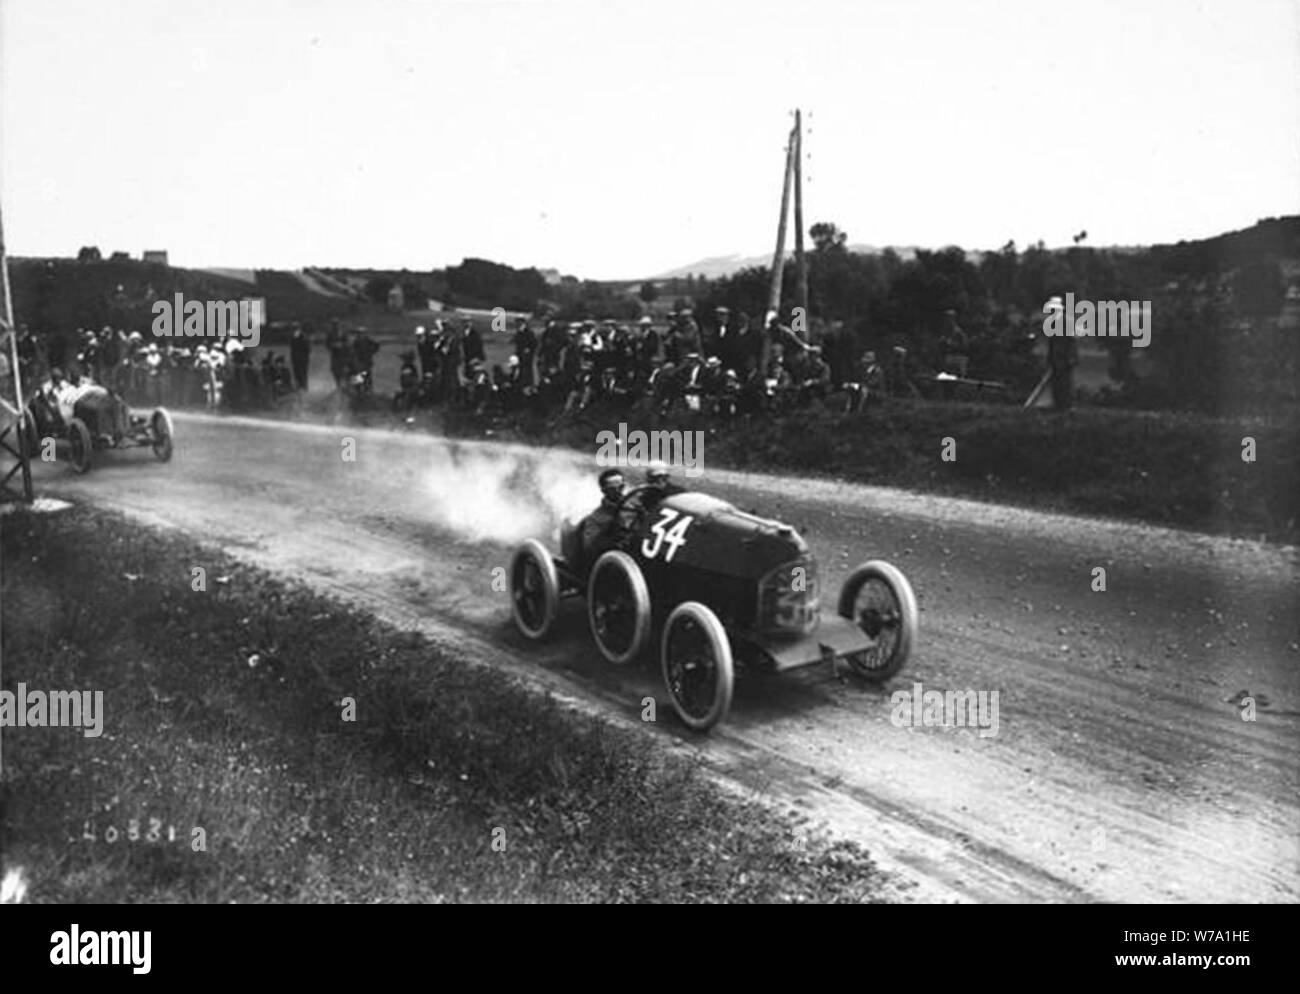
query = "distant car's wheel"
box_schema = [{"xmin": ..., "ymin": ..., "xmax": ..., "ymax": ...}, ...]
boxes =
[
  {"xmin": 510, "ymin": 538, "xmax": 560, "ymax": 640},
  {"xmin": 661, "ymin": 601, "xmax": 734, "ymax": 732},
  {"xmin": 838, "ymin": 560, "xmax": 917, "ymax": 681},
  {"xmin": 151, "ymin": 408, "xmax": 174, "ymax": 462},
  {"xmin": 67, "ymin": 417, "xmax": 92, "ymax": 474},
  {"xmin": 587, "ymin": 550, "xmax": 651, "ymax": 665}
]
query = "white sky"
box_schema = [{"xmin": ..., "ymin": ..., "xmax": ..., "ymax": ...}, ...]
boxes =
[{"xmin": 3, "ymin": 0, "xmax": 1297, "ymax": 279}]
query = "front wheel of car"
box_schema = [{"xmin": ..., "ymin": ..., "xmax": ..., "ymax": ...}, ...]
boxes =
[
  {"xmin": 661, "ymin": 601, "xmax": 734, "ymax": 732},
  {"xmin": 67, "ymin": 417, "xmax": 92, "ymax": 474},
  {"xmin": 587, "ymin": 550, "xmax": 651, "ymax": 665},
  {"xmin": 151, "ymin": 408, "xmax": 174, "ymax": 462},
  {"xmin": 838, "ymin": 560, "xmax": 918, "ymax": 681},
  {"xmin": 510, "ymin": 539, "xmax": 560, "ymax": 640}
]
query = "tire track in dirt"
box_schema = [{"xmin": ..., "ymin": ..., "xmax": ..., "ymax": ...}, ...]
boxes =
[{"xmin": 30, "ymin": 411, "xmax": 1299, "ymax": 902}]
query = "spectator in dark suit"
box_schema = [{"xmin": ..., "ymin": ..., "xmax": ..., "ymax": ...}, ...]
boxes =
[
  {"xmin": 462, "ymin": 320, "xmax": 485, "ymax": 375},
  {"xmin": 843, "ymin": 350, "xmax": 888, "ymax": 412},
  {"xmin": 1044, "ymin": 296, "xmax": 1076, "ymax": 411},
  {"xmin": 326, "ymin": 322, "xmax": 348, "ymax": 390},
  {"xmin": 513, "ymin": 318, "xmax": 537, "ymax": 387},
  {"xmin": 940, "ymin": 309, "xmax": 970, "ymax": 377},
  {"xmin": 710, "ymin": 306, "xmax": 747, "ymax": 374},
  {"xmin": 289, "ymin": 325, "xmax": 311, "ymax": 391}
]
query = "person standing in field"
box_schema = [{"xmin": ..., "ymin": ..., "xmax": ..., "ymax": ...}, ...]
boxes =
[
  {"xmin": 326, "ymin": 321, "xmax": 348, "ymax": 390},
  {"xmin": 461, "ymin": 320, "xmax": 485, "ymax": 377},
  {"xmin": 940, "ymin": 308, "xmax": 970, "ymax": 377},
  {"xmin": 513, "ymin": 317, "xmax": 537, "ymax": 388},
  {"xmin": 1044, "ymin": 296, "xmax": 1077, "ymax": 411},
  {"xmin": 290, "ymin": 324, "xmax": 311, "ymax": 392}
]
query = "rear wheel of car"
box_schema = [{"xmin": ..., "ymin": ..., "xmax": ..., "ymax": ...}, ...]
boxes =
[
  {"xmin": 661, "ymin": 601, "xmax": 734, "ymax": 732},
  {"xmin": 510, "ymin": 539, "xmax": 560, "ymax": 640},
  {"xmin": 151, "ymin": 408, "xmax": 174, "ymax": 462},
  {"xmin": 837, "ymin": 560, "xmax": 917, "ymax": 681},
  {"xmin": 587, "ymin": 550, "xmax": 651, "ymax": 665},
  {"xmin": 67, "ymin": 418, "xmax": 92, "ymax": 474}
]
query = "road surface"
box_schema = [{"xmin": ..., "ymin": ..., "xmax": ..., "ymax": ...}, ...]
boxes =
[{"xmin": 27, "ymin": 412, "xmax": 1300, "ymax": 903}]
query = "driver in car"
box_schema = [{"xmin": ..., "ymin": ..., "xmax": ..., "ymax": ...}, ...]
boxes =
[
  {"xmin": 617, "ymin": 461, "xmax": 686, "ymax": 535},
  {"xmin": 643, "ymin": 461, "xmax": 685, "ymax": 500},
  {"xmin": 581, "ymin": 468, "xmax": 627, "ymax": 568},
  {"xmin": 45, "ymin": 368, "xmax": 129, "ymax": 441}
]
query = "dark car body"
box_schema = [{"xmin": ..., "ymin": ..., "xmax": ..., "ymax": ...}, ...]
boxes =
[
  {"xmin": 559, "ymin": 488, "xmax": 885, "ymax": 673},
  {"xmin": 512, "ymin": 482, "xmax": 918, "ymax": 730},
  {"xmin": 22, "ymin": 383, "xmax": 173, "ymax": 473}
]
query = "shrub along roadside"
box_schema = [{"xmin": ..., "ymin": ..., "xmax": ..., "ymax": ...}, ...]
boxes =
[
  {"xmin": 267, "ymin": 392, "xmax": 1298, "ymax": 544},
  {"xmin": 428, "ymin": 399, "xmax": 1298, "ymax": 543},
  {"xmin": 0, "ymin": 506, "xmax": 890, "ymax": 903}
]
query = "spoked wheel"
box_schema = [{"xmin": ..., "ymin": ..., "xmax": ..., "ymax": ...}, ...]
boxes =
[
  {"xmin": 67, "ymin": 417, "xmax": 93, "ymax": 474},
  {"xmin": 509, "ymin": 539, "xmax": 560, "ymax": 640},
  {"xmin": 587, "ymin": 550, "xmax": 651, "ymax": 665},
  {"xmin": 151, "ymin": 408, "xmax": 175, "ymax": 462},
  {"xmin": 837, "ymin": 560, "xmax": 918, "ymax": 681},
  {"xmin": 660, "ymin": 601, "xmax": 734, "ymax": 732}
]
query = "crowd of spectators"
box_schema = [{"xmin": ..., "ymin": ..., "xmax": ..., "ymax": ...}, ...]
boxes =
[
  {"xmin": 15, "ymin": 323, "xmax": 306, "ymax": 411},
  {"xmin": 11, "ymin": 305, "xmax": 931, "ymax": 420},
  {"xmin": 393, "ymin": 307, "xmax": 901, "ymax": 419}
]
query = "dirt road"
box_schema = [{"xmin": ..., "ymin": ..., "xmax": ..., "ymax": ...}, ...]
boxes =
[{"xmin": 28, "ymin": 412, "xmax": 1300, "ymax": 903}]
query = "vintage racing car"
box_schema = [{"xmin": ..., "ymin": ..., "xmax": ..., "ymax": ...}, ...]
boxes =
[
  {"xmin": 508, "ymin": 483, "xmax": 918, "ymax": 731},
  {"xmin": 23, "ymin": 382, "xmax": 174, "ymax": 474}
]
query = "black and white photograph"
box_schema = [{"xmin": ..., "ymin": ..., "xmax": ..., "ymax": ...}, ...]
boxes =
[{"xmin": 0, "ymin": 0, "xmax": 1296, "ymax": 939}]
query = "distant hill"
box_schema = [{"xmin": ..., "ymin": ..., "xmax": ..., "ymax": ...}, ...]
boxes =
[
  {"xmin": 647, "ymin": 220, "xmax": 1300, "ymax": 282},
  {"xmin": 14, "ymin": 216, "xmax": 1295, "ymax": 340},
  {"xmin": 650, "ymin": 244, "xmax": 918, "ymax": 281}
]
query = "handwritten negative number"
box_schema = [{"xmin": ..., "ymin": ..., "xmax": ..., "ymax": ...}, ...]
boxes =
[{"xmin": 642, "ymin": 508, "xmax": 694, "ymax": 562}]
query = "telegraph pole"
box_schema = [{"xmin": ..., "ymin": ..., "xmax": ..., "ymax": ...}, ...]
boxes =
[
  {"xmin": 0, "ymin": 198, "xmax": 34, "ymax": 505},
  {"xmin": 766, "ymin": 122, "xmax": 796, "ymax": 322},
  {"xmin": 0, "ymin": 196, "xmax": 32, "ymax": 783},
  {"xmin": 793, "ymin": 109, "xmax": 809, "ymax": 322}
]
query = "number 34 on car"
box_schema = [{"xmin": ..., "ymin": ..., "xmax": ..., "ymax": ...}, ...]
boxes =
[{"xmin": 508, "ymin": 487, "xmax": 918, "ymax": 733}]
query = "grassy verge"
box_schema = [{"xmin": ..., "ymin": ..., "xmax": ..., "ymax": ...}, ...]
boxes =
[
  {"xmin": 287, "ymin": 394, "xmax": 1298, "ymax": 543},
  {"xmin": 0, "ymin": 506, "xmax": 889, "ymax": 903}
]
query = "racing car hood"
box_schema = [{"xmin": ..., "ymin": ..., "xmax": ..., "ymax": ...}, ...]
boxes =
[{"xmin": 658, "ymin": 491, "xmax": 811, "ymax": 580}]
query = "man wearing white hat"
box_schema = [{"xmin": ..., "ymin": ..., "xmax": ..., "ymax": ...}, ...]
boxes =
[{"xmin": 1044, "ymin": 295, "xmax": 1076, "ymax": 411}]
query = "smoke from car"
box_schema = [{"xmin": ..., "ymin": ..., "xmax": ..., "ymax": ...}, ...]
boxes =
[{"xmin": 418, "ymin": 441, "xmax": 596, "ymax": 545}]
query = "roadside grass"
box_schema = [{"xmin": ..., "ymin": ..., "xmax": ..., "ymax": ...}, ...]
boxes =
[
  {"xmin": 319, "ymin": 396, "xmax": 1296, "ymax": 543},
  {"xmin": 102, "ymin": 310, "xmax": 1300, "ymax": 543},
  {"xmin": 0, "ymin": 506, "xmax": 890, "ymax": 903}
]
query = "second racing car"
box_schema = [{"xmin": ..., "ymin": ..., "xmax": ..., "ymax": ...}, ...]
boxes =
[{"xmin": 23, "ymin": 370, "xmax": 175, "ymax": 474}]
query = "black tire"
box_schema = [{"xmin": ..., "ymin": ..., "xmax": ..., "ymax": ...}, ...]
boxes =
[
  {"xmin": 587, "ymin": 550, "xmax": 651, "ymax": 665},
  {"xmin": 151, "ymin": 408, "xmax": 174, "ymax": 462},
  {"xmin": 67, "ymin": 417, "xmax": 92, "ymax": 474},
  {"xmin": 510, "ymin": 538, "xmax": 560, "ymax": 640},
  {"xmin": 660, "ymin": 601, "xmax": 734, "ymax": 732},
  {"xmin": 837, "ymin": 560, "xmax": 918, "ymax": 681}
]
